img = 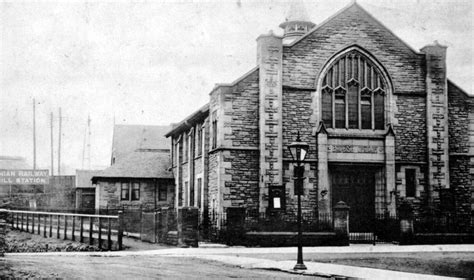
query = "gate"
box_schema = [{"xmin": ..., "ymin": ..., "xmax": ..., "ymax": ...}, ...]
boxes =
[
  {"xmin": 349, "ymin": 212, "xmax": 400, "ymax": 244},
  {"xmin": 140, "ymin": 212, "xmax": 157, "ymax": 243}
]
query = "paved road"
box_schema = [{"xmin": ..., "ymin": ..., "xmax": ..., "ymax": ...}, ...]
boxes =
[{"xmin": 2, "ymin": 254, "xmax": 318, "ymax": 279}]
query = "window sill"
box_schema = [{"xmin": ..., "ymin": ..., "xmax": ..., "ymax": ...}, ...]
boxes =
[{"xmin": 325, "ymin": 128, "xmax": 387, "ymax": 139}]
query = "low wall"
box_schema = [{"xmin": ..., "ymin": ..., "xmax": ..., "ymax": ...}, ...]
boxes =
[
  {"xmin": 414, "ymin": 233, "xmax": 474, "ymax": 244},
  {"xmin": 243, "ymin": 232, "xmax": 346, "ymax": 247}
]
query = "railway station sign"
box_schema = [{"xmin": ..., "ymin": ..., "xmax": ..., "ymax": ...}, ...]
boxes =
[{"xmin": 0, "ymin": 169, "xmax": 49, "ymax": 185}]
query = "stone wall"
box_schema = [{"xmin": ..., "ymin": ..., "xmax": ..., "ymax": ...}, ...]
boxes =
[
  {"xmin": 225, "ymin": 70, "xmax": 260, "ymax": 147},
  {"xmin": 222, "ymin": 150, "xmax": 259, "ymax": 211},
  {"xmin": 207, "ymin": 152, "xmax": 219, "ymax": 215},
  {"xmin": 97, "ymin": 178, "xmax": 174, "ymax": 210},
  {"xmin": 393, "ymin": 95, "xmax": 427, "ymax": 163},
  {"xmin": 448, "ymin": 82, "xmax": 470, "ymax": 154}
]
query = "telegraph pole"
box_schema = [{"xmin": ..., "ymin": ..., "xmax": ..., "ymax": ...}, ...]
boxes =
[
  {"xmin": 33, "ymin": 98, "xmax": 36, "ymax": 170},
  {"xmin": 50, "ymin": 112, "xmax": 54, "ymax": 176},
  {"xmin": 58, "ymin": 107, "xmax": 62, "ymax": 175}
]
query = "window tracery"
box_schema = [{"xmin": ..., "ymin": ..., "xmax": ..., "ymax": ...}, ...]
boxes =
[{"xmin": 321, "ymin": 50, "xmax": 386, "ymax": 130}]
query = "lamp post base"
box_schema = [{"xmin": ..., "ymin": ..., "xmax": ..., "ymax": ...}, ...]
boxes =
[{"xmin": 293, "ymin": 263, "xmax": 307, "ymax": 270}]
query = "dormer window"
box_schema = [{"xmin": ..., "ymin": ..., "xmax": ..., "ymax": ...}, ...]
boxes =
[{"xmin": 321, "ymin": 50, "xmax": 387, "ymax": 130}]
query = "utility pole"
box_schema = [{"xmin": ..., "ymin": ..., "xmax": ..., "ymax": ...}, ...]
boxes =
[
  {"xmin": 87, "ymin": 115, "xmax": 91, "ymax": 169},
  {"xmin": 33, "ymin": 98, "xmax": 36, "ymax": 170},
  {"xmin": 50, "ymin": 112, "xmax": 54, "ymax": 176},
  {"xmin": 82, "ymin": 115, "xmax": 92, "ymax": 169},
  {"xmin": 58, "ymin": 107, "xmax": 62, "ymax": 176}
]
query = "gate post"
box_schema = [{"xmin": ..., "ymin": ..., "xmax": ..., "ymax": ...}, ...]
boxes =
[
  {"xmin": 399, "ymin": 201, "xmax": 414, "ymax": 245},
  {"xmin": 333, "ymin": 201, "xmax": 350, "ymax": 246},
  {"xmin": 177, "ymin": 207, "xmax": 199, "ymax": 247},
  {"xmin": 226, "ymin": 207, "xmax": 246, "ymax": 245}
]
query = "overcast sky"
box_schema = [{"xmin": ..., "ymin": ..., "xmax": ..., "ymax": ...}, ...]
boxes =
[{"xmin": 1, "ymin": 0, "xmax": 472, "ymax": 174}]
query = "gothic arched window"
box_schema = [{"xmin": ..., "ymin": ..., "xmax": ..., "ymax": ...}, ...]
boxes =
[{"xmin": 321, "ymin": 50, "xmax": 386, "ymax": 130}]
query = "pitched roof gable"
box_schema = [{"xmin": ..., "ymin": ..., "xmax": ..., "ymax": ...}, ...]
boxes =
[
  {"xmin": 111, "ymin": 125, "xmax": 170, "ymax": 163},
  {"xmin": 95, "ymin": 150, "xmax": 172, "ymax": 179},
  {"xmin": 287, "ymin": 2, "xmax": 419, "ymax": 55}
]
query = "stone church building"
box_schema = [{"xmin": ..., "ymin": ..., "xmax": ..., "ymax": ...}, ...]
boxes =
[{"xmin": 166, "ymin": 2, "xmax": 473, "ymax": 231}]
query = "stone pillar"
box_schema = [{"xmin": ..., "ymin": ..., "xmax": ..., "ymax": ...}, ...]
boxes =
[
  {"xmin": 317, "ymin": 122, "xmax": 330, "ymax": 215},
  {"xmin": 421, "ymin": 42, "xmax": 449, "ymax": 208},
  {"xmin": 157, "ymin": 207, "xmax": 170, "ymax": 243},
  {"xmin": 399, "ymin": 201, "xmax": 414, "ymax": 245},
  {"xmin": 333, "ymin": 201, "xmax": 350, "ymax": 245},
  {"xmin": 257, "ymin": 31, "xmax": 283, "ymax": 213},
  {"xmin": 177, "ymin": 207, "xmax": 199, "ymax": 247},
  {"xmin": 385, "ymin": 125, "xmax": 396, "ymax": 215},
  {"xmin": 226, "ymin": 207, "xmax": 246, "ymax": 245}
]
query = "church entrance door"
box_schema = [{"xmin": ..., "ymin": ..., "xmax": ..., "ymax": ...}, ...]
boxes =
[{"xmin": 331, "ymin": 165, "xmax": 377, "ymax": 233}]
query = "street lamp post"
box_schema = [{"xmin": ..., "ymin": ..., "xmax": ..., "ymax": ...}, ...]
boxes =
[{"xmin": 288, "ymin": 132, "xmax": 309, "ymax": 270}]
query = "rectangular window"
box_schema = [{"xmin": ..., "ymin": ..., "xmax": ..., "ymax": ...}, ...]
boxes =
[
  {"xmin": 121, "ymin": 182, "xmax": 130, "ymax": 201},
  {"xmin": 197, "ymin": 178, "xmax": 202, "ymax": 208},
  {"xmin": 178, "ymin": 183, "xmax": 183, "ymax": 206},
  {"xmin": 190, "ymin": 181, "xmax": 195, "ymax": 207},
  {"xmin": 183, "ymin": 134, "xmax": 188, "ymax": 162},
  {"xmin": 405, "ymin": 169, "xmax": 416, "ymax": 197},
  {"xmin": 158, "ymin": 183, "xmax": 167, "ymax": 201},
  {"xmin": 196, "ymin": 125, "xmax": 202, "ymax": 156},
  {"xmin": 348, "ymin": 85, "xmax": 359, "ymax": 128},
  {"xmin": 184, "ymin": 181, "xmax": 189, "ymax": 206},
  {"xmin": 212, "ymin": 119, "xmax": 217, "ymax": 149},
  {"xmin": 131, "ymin": 182, "xmax": 140, "ymax": 201}
]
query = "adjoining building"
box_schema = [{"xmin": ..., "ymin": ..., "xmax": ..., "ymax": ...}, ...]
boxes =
[
  {"xmin": 166, "ymin": 2, "xmax": 474, "ymax": 234},
  {"xmin": 75, "ymin": 169, "xmax": 102, "ymax": 213},
  {"xmin": 93, "ymin": 125, "xmax": 174, "ymax": 211}
]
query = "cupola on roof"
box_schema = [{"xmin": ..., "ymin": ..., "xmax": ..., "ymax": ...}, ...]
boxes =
[{"xmin": 279, "ymin": 0, "xmax": 316, "ymax": 44}]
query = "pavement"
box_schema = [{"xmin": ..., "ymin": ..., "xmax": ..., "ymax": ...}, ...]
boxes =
[{"xmin": 6, "ymin": 243, "xmax": 473, "ymax": 279}]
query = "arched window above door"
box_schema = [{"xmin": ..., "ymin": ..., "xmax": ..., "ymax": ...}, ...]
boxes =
[{"xmin": 321, "ymin": 50, "xmax": 387, "ymax": 130}]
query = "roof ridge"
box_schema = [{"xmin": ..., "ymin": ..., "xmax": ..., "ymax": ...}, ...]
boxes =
[{"xmin": 287, "ymin": 1, "xmax": 420, "ymax": 55}]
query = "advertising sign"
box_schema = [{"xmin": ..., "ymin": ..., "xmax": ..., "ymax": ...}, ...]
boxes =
[{"xmin": 0, "ymin": 169, "xmax": 49, "ymax": 185}]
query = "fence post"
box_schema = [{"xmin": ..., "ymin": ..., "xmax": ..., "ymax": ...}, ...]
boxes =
[
  {"xmin": 31, "ymin": 213, "xmax": 33, "ymax": 233},
  {"xmin": 72, "ymin": 215, "xmax": 76, "ymax": 241},
  {"xmin": 118, "ymin": 211, "xmax": 123, "ymax": 250},
  {"xmin": 80, "ymin": 216, "xmax": 84, "ymax": 243},
  {"xmin": 56, "ymin": 215, "xmax": 60, "ymax": 238},
  {"xmin": 98, "ymin": 217, "xmax": 102, "ymax": 249},
  {"xmin": 226, "ymin": 207, "xmax": 245, "ymax": 245},
  {"xmin": 399, "ymin": 201, "xmax": 414, "ymax": 245},
  {"xmin": 63, "ymin": 215, "xmax": 68, "ymax": 240},
  {"xmin": 49, "ymin": 214, "xmax": 52, "ymax": 237},
  {"xmin": 89, "ymin": 217, "xmax": 93, "ymax": 245},
  {"xmin": 26, "ymin": 213, "xmax": 29, "ymax": 233},
  {"xmin": 43, "ymin": 214, "xmax": 47, "ymax": 237},
  {"xmin": 333, "ymin": 201, "xmax": 350, "ymax": 246},
  {"xmin": 107, "ymin": 218, "xmax": 112, "ymax": 251},
  {"xmin": 37, "ymin": 214, "xmax": 41, "ymax": 235}
]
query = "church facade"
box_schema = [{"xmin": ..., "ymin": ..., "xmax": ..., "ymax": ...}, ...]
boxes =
[{"xmin": 166, "ymin": 2, "xmax": 473, "ymax": 232}]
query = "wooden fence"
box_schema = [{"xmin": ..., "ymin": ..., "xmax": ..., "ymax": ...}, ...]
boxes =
[{"xmin": 4, "ymin": 209, "xmax": 123, "ymax": 250}]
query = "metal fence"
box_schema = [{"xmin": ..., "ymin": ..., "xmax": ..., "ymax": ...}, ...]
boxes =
[
  {"xmin": 414, "ymin": 212, "xmax": 474, "ymax": 234},
  {"xmin": 244, "ymin": 210, "xmax": 333, "ymax": 232}
]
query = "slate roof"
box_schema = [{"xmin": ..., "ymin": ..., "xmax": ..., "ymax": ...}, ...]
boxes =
[
  {"xmin": 76, "ymin": 169, "xmax": 102, "ymax": 188},
  {"xmin": 94, "ymin": 150, "xmax": 173, "ymax": 179},
  {"xmin": 111, "ymin": 125, "xmax": 170, "ymax": 164}
]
